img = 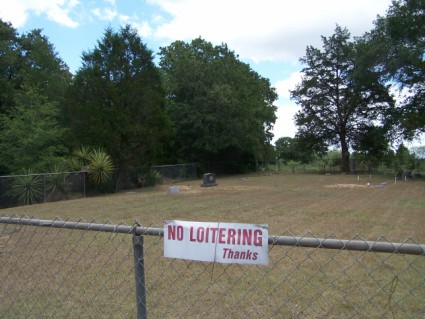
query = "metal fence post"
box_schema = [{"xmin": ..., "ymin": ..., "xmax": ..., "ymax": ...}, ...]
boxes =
[{"xmin": 133, "ymin": 233, "xmax": 147, "ymax": 319}]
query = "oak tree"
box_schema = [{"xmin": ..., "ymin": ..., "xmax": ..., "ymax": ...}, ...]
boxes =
[{"xmin": 159, "ymin": 38, "xmax": 277, "ymax": 169}]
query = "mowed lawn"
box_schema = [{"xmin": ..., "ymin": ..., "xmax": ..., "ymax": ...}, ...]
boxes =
[{"xmin": 2, "ymin": 172, "xmax": 424, "ymax": 242}]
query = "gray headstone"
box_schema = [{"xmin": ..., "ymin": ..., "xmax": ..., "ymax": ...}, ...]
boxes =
[{"xmin": 201, "ymin": 173, "xmax": 217, "ymax": 187}]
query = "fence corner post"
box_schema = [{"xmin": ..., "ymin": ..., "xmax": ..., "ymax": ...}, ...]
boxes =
[{"xmin": 133, "ymin": 230, "xmax": 147, "ymax": 319}]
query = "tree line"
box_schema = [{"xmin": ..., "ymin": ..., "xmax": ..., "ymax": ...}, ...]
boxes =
[
  {"xmin": 0, "ymin": 0, "xmax": 423, "ymax": 181},
  {"xmin": 0, "ymin": 23, "xmax": 277, "ymax": 178}
]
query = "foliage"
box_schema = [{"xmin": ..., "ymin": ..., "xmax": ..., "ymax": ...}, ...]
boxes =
[
  {"xmin": 159, "ymin": 38, "xmax": 277, "ymax": 167},
  {"xmin": 351, "ymin": 125, "xmax": 392, "ymax": 169},
  {"xmin": 72, "ymin": 146, "xmax": 114, "ymax": 186},
  {"xmin": 73, "ymin": 146, "xmax": 92, "ymax": 167},
  {"xmin": 0, "ymin": 85, "xmax": 68, "ymax": 173},
  {"xmin": 0, "ymin": 21, "xmax": 71, "ymax": 175},
  {"xmin": 275, "ymin": 136, "xmax": 320, "ymax": 164},
  {"xmin": 392, "ymin": 144, "xmax": 416, "ymax": 175},
  {"xmin": 0, "ymin": 19, "xmax": 19, "ymax": 116},
  {"xmin": 275, "ymin": 137, "xmax": 295, "ymax": 164},
  {"xmin": 290, "ymin": 26, "xmax": 394, "ymax": 172},
  {"xmin": 19, "ymin": 29, "xmax": 71, "ymax": 104},
  {"xmin": 88, "ymin": 148, "xmax": 114, "ymax": 186},
  {"xmin": 46, "ymin": 163, "xmax": 70, "ymax": 201},
  {"xmin": 64, "ymin": 25, "xmax": 170, "ymax": 168},
  {"xmin": 364, "ymin": 0, "xmax": 425, "ymax": 138},
  {"xmin": 7, "ymin": 168, "xmax": 43, "ymax": 205},
  {"xmin": 144, "ymin": 169, "xmax": 163, "ymax": 187}
]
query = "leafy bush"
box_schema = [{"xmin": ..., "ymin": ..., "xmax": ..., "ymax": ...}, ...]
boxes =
[{"xmin": 144, "ymin": 169, "xmax": 163, "ymax": 186}]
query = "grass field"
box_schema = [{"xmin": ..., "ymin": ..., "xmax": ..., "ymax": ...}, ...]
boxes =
[
  {"xmin": 2, "ymin": 172, "xmax": 425, "ymax": 241},
  {"xmin": 1, "ymin": 172, "xmax": 424, "ymax": 318}
]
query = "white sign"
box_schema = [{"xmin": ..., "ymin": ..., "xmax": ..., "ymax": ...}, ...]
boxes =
[{"xmin": 163, "ymin": 220, "xmax": 268, "ymax": 265}]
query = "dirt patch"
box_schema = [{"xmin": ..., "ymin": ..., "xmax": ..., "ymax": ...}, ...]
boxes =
[
  {"xmin": 326, "ymin": 183, "xmax": 371, "ymax": 189},
  {"xmin": 162, "ymin": 184, "xmax": 265, "ymax": 194}
]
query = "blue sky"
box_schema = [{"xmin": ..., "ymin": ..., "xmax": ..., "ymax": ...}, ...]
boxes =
[{"xmin": 1, "ymin": 0, "xmax": 396, "ymax": 143}]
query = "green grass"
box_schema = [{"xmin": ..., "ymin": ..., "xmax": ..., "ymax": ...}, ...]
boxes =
[{"xmin": 1, "ymin": 172, "xmax": 424, "ymax": 318}]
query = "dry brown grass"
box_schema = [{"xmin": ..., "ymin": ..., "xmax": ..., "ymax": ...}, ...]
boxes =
[
  {"xmin": 2, "ymin": 172, "xmax": 424, "ymax": 241},
  {"xmin": 1, "ymin": 172, "xmax": 424, "ymax": 318}
]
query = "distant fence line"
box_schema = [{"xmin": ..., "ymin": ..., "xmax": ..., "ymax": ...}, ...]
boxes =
[
  {"xmin": 1, "ymin": 161, "xmax": 422, "ymax": 208},
  {"xmin": 0, "ymin": 163, "xmax": 197, "ymax": 208},
  {"xmin": 0, "ymin": 215, "xmax": 424, "ymax": 318}
]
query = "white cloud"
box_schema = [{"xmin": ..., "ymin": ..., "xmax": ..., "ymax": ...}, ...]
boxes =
[
  {"xmin": 0, "ymin": 0, "xmax": 79, "ymax": 28},
  {"xmin": 133, "ymin": 20, "xmax": 153, "ymax": 37},
  {"xmin": 0, "ymin": 1, "xmax": 28, "ymax": 27},
  {"xmin": 149, "ymin": 0, "xmax": 392, "ymax": 63},
  {"xmin": 274, "ymin": 72, "xmax": 302, "ymax": 99},
  {"xmin": 272, "ymin": 103, "xmax": 300, "ymax": 141},
  {"xmin": 92, "ymin": 7, "xmax": 118, "ymax": 21}
]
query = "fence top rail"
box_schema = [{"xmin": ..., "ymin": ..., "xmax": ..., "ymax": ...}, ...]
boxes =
[
  {"xmin": 0, "ymin": 171, "xmax": 84, "ymax": 178},
  {"xmin": 1, "ymin": 216, "xmax": 424, "ymax": 256}
]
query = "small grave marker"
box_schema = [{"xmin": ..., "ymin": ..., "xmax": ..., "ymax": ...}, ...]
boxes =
[
  {"xmin": 201, "ymin": 173, "xmax": 217, "ymax": 187},
  {"xmin": 168, "ymin": 186, "xmax": 180, "ymax": 194}
]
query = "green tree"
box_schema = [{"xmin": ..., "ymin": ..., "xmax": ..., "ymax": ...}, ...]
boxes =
[
  {"xmin": 351, "ymin": 125, "xmax": 391, "ymax": 168},
  {"xmin": 159, "ymin": 38, "xmax": 277, "ymax": 169},
  {"xmin": 64, "ymin": 25, "xmax": 170, "ymax": 167},
  {"xmin": 365, "ymin": 0, "xmax": 424, "ymax": 137},
  {"xmin": 275, "ymin": 137, "xmax": 297, "ymax": 164},
  {"xmin": 19, "ymin": 29, "xmax": 71, "ymax": 104},
  {"xmin": 290, "ymin": 26, "xmax": 394, "ymax": 172},
  {"xmin": 393, "ymin": 143, "xmax": 416, "ymax": 175},
  {"xmin": 275, "ymin": 136, "xmax": 321, "ymax": 164},
  {"xmin": 0, "ymin": 19, "xmax": 20, "ymax": 116},
  {"xmin": 0, "ymin": 85, "xmax": 67, "ymax": 172},
  {"xmin": 0, "ymin": 21, "xmax": 72, "ymax": 174}
]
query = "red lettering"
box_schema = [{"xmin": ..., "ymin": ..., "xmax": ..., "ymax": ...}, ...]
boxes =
[
  {"xmin": 205, "ymin": 227, "xmax": 210, "ymax": 243},
  {"xmin": 169, "ymin": 225, "xmax": 184, "ymax": 241},
  {"xmin": 197, "ymin": 227, "xmax": 205, "ymax": 242},
  {"xmin": 218, "ymin": 228, "xmax": 226, "ymax": 244},
  {"xmin": 210, "ymin": 228, "xmax": 218, "ymax": 243},
  {"xmin": 227, "ymin": 228, "xmax": 236, "ymax": 245},
  {"xmin": 242, "ymin": 229, "xmax": 252, "ymax": 245},
  {"xmin": 189, "ymin": 226, "xmax": 195, "ymax": 242},
  {"xmin": 253, "ymin": 229, "xmax": 262, "ymax": 246}
]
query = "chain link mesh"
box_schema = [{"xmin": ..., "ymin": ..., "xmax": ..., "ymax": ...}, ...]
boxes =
[{"xmin": 1, "ymin": 216, "xmax": 424, "ymax": 318}]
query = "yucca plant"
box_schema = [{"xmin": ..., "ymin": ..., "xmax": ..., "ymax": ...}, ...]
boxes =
[
  {"xmin": 8, "ymin": 169, "xmax": 43, "ymax": 205},
  {"xmin": 73, "ymin": 145, "xmax": 92, "ymax": 164},
  {"xmin": 88, "ymin": 148, "xmax": 114, "ymax": 185},
  {"xmin": 46, "ymin": 163, "xmax": 70, "ymax": 201},
  {"xmin": 67, "ymin": 156, "xmax": 85, "ymax": 172}
]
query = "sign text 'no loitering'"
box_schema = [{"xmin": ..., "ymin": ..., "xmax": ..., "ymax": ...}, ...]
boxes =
[{"xmin": 163, "ymin": 220, "xmax": 268, "ymax": 265}]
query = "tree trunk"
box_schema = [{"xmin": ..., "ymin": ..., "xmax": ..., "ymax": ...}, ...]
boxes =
[{"xmin": 340, "ymin": 138, "xmax": 350, "ymax": 172}]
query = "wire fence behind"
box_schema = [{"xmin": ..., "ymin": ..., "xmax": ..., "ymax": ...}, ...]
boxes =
[
  {"xmin": 0, "ymin": 163, "xmax": 197, "ymax": 208},
  {"xmin": 0, "ymin": 215, "xmax": 424, "ymax": 318}
]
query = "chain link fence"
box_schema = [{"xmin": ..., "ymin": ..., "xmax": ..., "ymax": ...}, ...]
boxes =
[
  {"xmin": 0, "ymin": 164, "xmax": 197, "ymax": 208},
  {"xmin": 0, "ymin": 215, "xmax": 424, "ymax": 318}
]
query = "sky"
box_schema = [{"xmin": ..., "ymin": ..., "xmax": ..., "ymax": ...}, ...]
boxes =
[{"xmin": 0, "ymin": 0, "xmax": 403, "ymax": 144}]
